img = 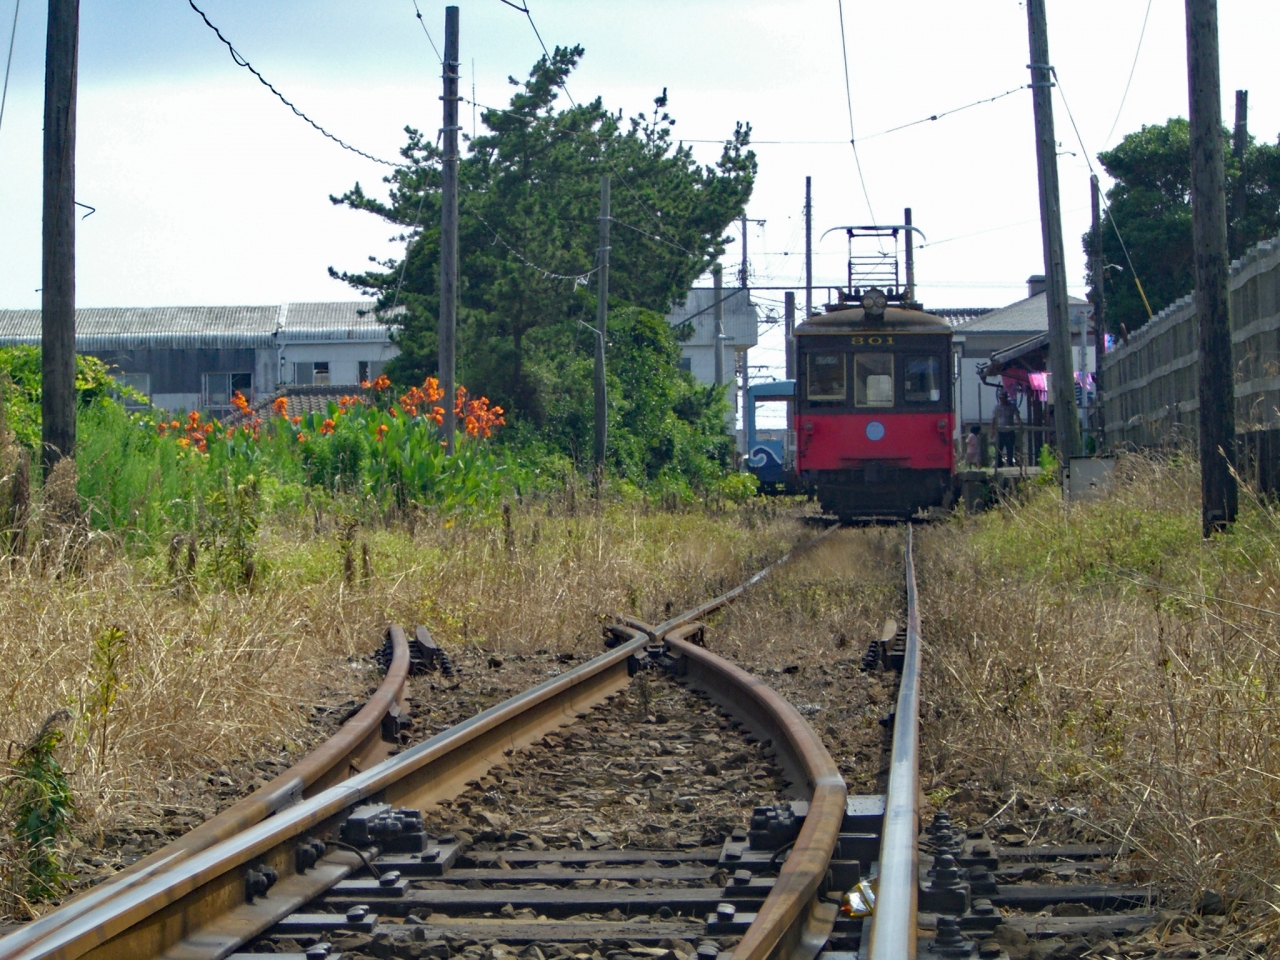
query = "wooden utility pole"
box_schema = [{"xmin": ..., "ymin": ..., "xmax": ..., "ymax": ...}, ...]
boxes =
[
  {"xmin": 713, "ymin": 263, "xmax": 725, "ymax": 388},
  {"xmin": 593, "ymin": 175, "xmax": 610, "ymax": 485},
  {"xmin": 439, "ymin": 5, "xmax": 459, "ymax": 453},
  {"xmin": 1229, "ymin": 89, "xmax": 1248, "ymax": 258},
  {"xmin": 783, "ymin": 291, "xmax": 796, "ymax": 380},
  {"xmin": 1186, "ymin": 0, "xmax": 1237, "ymax": 534},
  {"xmin": 804, "ymin": 177, "xmax": 813, "ymax": 320},
  {"xmin": 1026, "ymin": 0, "xmax": 1082, "ymax": 461},
  {"xmin": 42, "ymin": 0, "xmax": 78, "ymax": 471},
  {"xmin": 903, "ymin": 207, "xmax": 915, "ymax": 304},
  {"xmin": 1090, "ymin": 174, "xmax": 1106, "ymax": 452},
  {"xmin": 738, "ymin": 214, "xmax": 748, "ymax": 288}
]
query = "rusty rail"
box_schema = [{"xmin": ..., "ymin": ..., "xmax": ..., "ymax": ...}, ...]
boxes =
[
  {"xmin": 1, "ymin": 525, "xmax": 841, "ymax": 960},
  {"xmin": 665, "ymin": 627, "xmax": 847, "ymax": 960},
  {"xmin": 0, "ymin": 625, "xmax": 412, "ymax": 960},
  {"xmin": 867, "ymin": 524, "xmax": 922, "ymax": 960}
]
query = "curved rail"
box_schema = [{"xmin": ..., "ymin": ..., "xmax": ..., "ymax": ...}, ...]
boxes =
[
  {"xmin": 665, "ymin": 627, "xmax": 847, "ymax": 960},
  {"xmin": 2, "ymin": 526, "xmax": 840, "ymax": 960},
  {"xmin": 0, "ymin": 625, "xmax": 412, "ymax": 960},
  {"xmin": 867, "ymin": 525, "xmax": 922, "ymax": 960}
]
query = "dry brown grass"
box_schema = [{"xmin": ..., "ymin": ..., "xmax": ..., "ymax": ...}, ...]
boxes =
[
  {"xmin": 0, "ymin": 493, "xmax": 808, "ymax": 918},
  {"xmin": 917, "ymin": 454, "xmax": 1280, "ymax": 948}
]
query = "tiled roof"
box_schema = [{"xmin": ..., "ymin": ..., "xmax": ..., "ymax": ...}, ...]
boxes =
[
  {"xmin": 952, "ymin": 292, "xmax": 1088, "ymax": 335},
  {"xmin": 225, "ymin": 385, "xmax": 370, "ymax": 427},
  {"xmin": 0, "ymin": 302, "xmax": 401, "ymax": 351}
]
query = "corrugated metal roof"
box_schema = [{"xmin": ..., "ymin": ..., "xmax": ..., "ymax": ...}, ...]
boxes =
[
  {"xmin": 0, "ymin": 302, "xmax": 400, "ymax": 351},
  {"xmin": 951, "ymin": 292, "xmax": 1088, "ymax": 335}
]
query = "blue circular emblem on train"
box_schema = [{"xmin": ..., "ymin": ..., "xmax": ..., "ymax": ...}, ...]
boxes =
[{"xmin": 865, "ymin": 421, "xmax": 885, "ymax": 441}]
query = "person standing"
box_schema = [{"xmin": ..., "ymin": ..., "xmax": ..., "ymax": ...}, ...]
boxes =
[
  {"xmin": 964, "ymin": 424, "xmax": 983, "ymax": 468},
  {"xmin": 991, "ymin": 389, "xmax": 1022, "ymax": 467}
]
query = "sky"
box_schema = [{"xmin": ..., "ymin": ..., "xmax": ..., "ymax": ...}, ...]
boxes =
[{"xmin": 3, "ymin": 0, "xmax": 1280, "ymax": 394}]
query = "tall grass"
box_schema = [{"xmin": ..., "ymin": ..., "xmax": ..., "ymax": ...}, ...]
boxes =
[{"xmin": 918, "ymin": 453, "xmax": 1280, "ymax": 943}]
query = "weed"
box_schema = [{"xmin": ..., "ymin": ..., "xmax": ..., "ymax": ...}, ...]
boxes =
[
  {"xmin": 85, "ymin": 627, "xmax": 128, "ymax": 767},
  {"xmin": 2, "ymin": 712, "xmax": 75, "ymax": 904}
]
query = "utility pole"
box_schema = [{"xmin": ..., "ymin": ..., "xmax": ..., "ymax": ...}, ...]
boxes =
[
  {"xmin": 903, "ymin": 207, "xmax": 915, "ymax": 304},
  {"xmin": 804, "ymin": 177, "xmax": 813, "ymax": 320},
  {"xmin": 439, "ymin": 5, "xmax": 459, "ymax": 453},
  {"xmin": 713, "ymin": 263, "xmax": 725, "ymax": 388},
  {"xmin": 1229, "ymin": 88, "xmax": 1248, "ymax": 258},
  {"xmin": 1186, "ymin": 0, "xmax": 1237, "ymax": 534},
  {"xmin": 1026, "ymin": 0, "xmax": 1082, "ymax": 461},
  {"xmin": 593, "ymin": 175, "xmax": 610, "ymax": 487},
  {"xmin": 1090, "ymin": 174, "xmax": 1106, "ymax": 453},
  {"xmin": 783, "ymin": 291, "xmax": 796, "ymax": 380},
  {"xmin": 42, "ymin": 0, "xmax": 78, "ymax": 472},
  {"xmin": 739, "ymin": 214, "xmax": 748, "ymax": 288}
]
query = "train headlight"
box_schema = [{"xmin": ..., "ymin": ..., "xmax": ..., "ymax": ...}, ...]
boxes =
[{"xmin": 861, "ymin": 287, "xmax": 888, "ymax": 318}]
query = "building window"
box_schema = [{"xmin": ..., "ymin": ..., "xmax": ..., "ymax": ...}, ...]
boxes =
[
  {"xmin": 678, "ymin": 357, "xmax": 692, "ymax": 373},
  {"xmin": 114, "ymin": 373, "xmax": 151, "ymax": 408},
  {"xmin": 358, "ymin": 360, "xmax": 385, "ymax": 385},
  {"xmin": 293, "ymin": 361, "xmax": 330, "ymax": 386},
  {"xmin": 203, "ymin": 372, "xmax": 253, "ymax": 414}
]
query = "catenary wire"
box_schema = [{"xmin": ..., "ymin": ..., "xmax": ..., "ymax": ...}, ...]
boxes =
[
  {"xmin": 1105, "ymin": 0, "xmax": 1154, "ymax": 147},
  {"xmin": 1052, "ymin": 66, "xmax": 1154, "ymax": 319},
  {"xmin": 186, "ymin": 0, "xmax": 398, "ymax": 167},
  {"xmin": 835, "ymin": 0, "xmax": 877, "ymax": 226},
  {"xmin": 410, "ymin": 0, "xmax": 444, "ymax": 63},
  {"xmin": 0, "ymin": 0, "xmax": 18, "ymax": 139},
  {"xmin": 474, "ymin": 211, "xmax": 599, "ymax": 284}
]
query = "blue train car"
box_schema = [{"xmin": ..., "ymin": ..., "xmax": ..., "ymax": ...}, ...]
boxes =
[{"xmin": 745, "ymin": 379, "xmax": 795, "ymax": 492}]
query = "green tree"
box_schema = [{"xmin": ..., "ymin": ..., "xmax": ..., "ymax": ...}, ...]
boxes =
[
  {"xmin": 329, "ymin": 46, "xmax": 754, "ymax": 479},
  {"xmin": 1088, "ymin": 117, "xmax": 1280, "ymax": 335}
]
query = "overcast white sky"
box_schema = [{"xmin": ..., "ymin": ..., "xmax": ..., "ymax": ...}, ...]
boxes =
[{"xmin": 2, "ymin": 0, "xmax": 1279, "ymax": 389}]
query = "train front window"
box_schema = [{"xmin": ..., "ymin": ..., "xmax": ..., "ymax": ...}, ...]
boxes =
[
  {"xmin": 854, "ymin": 353, "xmax": 894, "ymax": 407},
  {"xmin": 904, "ymin": 356, "xmax": 942, "ymax": 403},
  {"xmin": 807, "ymin": 353, "xmax": 846, "ymax": 401}
]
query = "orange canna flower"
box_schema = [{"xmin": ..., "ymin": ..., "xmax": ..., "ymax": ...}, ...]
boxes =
[
  {"xmin": 230, "ymin": 391, "xmax": 251, "ymax": 415},
  {"xmin": 295, "ymin": 432, "xmax": 307, "ymax": 442},
  {"xmin": 272, "ymin": 396, "xmax": 289, "ymax": 417},
  {"xmin": 176, "ymin": 437, "xmax": 190, "ymax": 449},
  {"xmin": 320, "ymin": 418, "xmax": 336, "ymax": 435},
  {"xmin": 156, "ymin": 422, "xmax": 167, "ymax": 436},
  {"xmin": 290, "ymin": 415, "xmax": 302, "ymax": 426},
  {"xmin": 375, "ymin": 423, "xmax": 389, "ymax": 442},
  {"xmin": 170, "ymin": 420, "xmax": 180, "ymax": 429},
  {"xmin": 371, "ymin": 374, "xmax": 391, "ymax": 392}
]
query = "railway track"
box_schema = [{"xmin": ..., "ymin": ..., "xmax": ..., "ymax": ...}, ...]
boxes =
[{"xmin": 0, "ymin": 525, "xmax": 1160, "ymax": 960}]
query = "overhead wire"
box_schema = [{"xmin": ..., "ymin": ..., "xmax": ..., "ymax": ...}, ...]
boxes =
[
  {"xmin": 0, "ymin": 0, "xmax": 18, "ymax": 139},
  {"xmin": 185, "ymin": 0, "xmax": 398, "ymax": 167},
  {"xmin": 409, "ymin": 0, "xmax": 444, "ymax": 64},
  {"xmin": 835, "ymin": 0, "xmax": 877, "ymax": 227},
  {"xmin": 1104, "ymin": 0, "xmax": 1154, "ymax": 147},
  {"xmin": 1051, "ymin": 66, "xmax": 1154, "ymax": 319}
]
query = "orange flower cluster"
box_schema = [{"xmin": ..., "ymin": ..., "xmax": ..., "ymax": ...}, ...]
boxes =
[
  {"xmin": 229, "ymin": 391, "xmax": 263, "ymax": 438},
  {"xmin": 272, "ymin": 396, "xmax": 290, "ymax": 418},
  {"xmin": 399, "ymin": 377, "xmax": 448, "ymax": 423},
  {"xmin": 230, "ymin": 390, "xmax": 252, "ymax": 416},
  {"xmin": 337, "ymin": 395, "xmax": 364, "ymax": 414},
  {"xmin": 462, "ymin": 396, "xmax": 505, "ymax": 438},
  {"xmin": 363, "ymin": 374, "xmax": 392, "ymax": 392},
  {"xmin": 176, "ymin": 410, "xmax": 216, "ymax": 452},
  {"xmin": 319, "ymin": 418, "xmax": 337, "ymax": 435},
  {"xmin": 375, "ymin": 423, "xmax": 390, "ymax": 442}
]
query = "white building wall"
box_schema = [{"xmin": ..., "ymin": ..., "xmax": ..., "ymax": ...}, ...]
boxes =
[{"xmin": 278, "ymin": 341, "xmax": 399, "ymax": 386}]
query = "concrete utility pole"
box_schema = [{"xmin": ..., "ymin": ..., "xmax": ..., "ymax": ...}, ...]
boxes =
[
  {"xmin": 1090, "ymin": 174, "xmax": 1106, "ymax": 452},
  {"xmin": 1186, "ymin": 0, "xmax": 1237, "ymax": 534},
  {"xmin": 1025, "ymin": 0, "xmax": 1082, "ymax": 461},
  {"xmin": 1229, "ymin": 89, "xmax": 1248, "ymax": 258},
  {"xmin": 593, "ymin": 175, "xmax": 610, "ymax": 485},
  {"xmin": 783, "ymin": 291, "xmax": 796, "ymax": 380},
  {"xmin": 439, "ymin": 6, "xmax": 459, "ymax": 453},
  {"xmin": 903, "ymin": 207, "xmax": 916, "ymax": 304},
  {"xmin": 739, "ymin": 214, "xmax": 748, "ymax": 288},
  {"xmin": 713, "ymin": 263, "xmax": 725, "ymax": 388},
  {"xmin": 42, "ymin": 0, "xmax": 78, "ymax": 472},
  {"xmin": 804, "ymin": 177, "xmax": 813, "ymax": 319}
]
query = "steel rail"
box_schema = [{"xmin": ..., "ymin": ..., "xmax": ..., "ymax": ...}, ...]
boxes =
[
  {"xmin": 2, "ymin": 629, "xmax": 651, "ymax": 960},
  {"xmin": 2, "ymin": 526, "xmax": 839, "ymax": 960},
  {"xmin": 867, "ymin": 525, "xmax": 922, "ymax": 960},
  {"xmin": 0, "ymin": 625, "xmax": 412, "ymax": 960},
  {"xmin": 665, "ymin": 627, "xmax": 847, "ymax": 960}
]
